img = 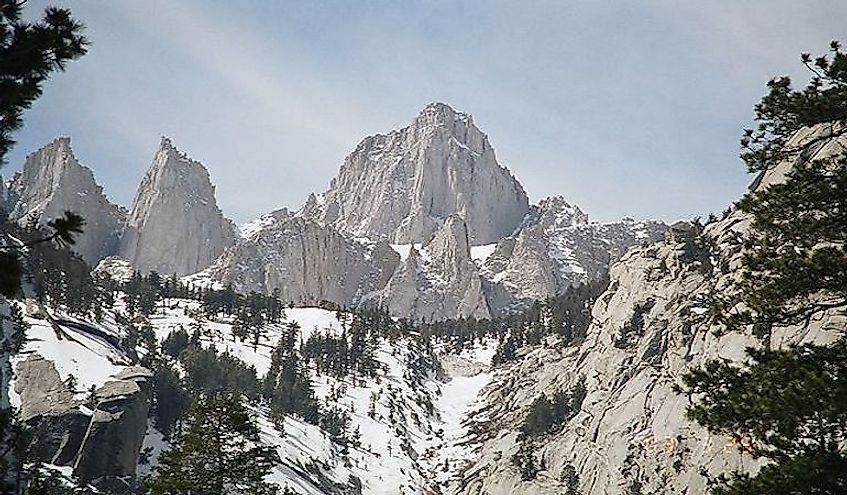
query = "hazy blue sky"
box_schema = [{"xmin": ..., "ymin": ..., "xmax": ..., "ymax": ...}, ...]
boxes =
[{"xmin": 7, "ymin": 1, "xmax": 847, "ymax": 224}]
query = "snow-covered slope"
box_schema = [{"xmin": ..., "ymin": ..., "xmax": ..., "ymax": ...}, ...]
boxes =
[
  {"xmin": 144, "ymin": 300, "xmax": 497, "ymax": 494},
  {"xmin": 4, "ymin": 289, "xmax": 499, "ymax": 493}
]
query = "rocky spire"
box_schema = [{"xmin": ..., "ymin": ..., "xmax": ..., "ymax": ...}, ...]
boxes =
[
  {"xmin": 7, "ymin": 137, "xmax": 126, "ymax": 265},
  {"xmin": 377, "ymin": 215, "xmax": 490, "ymax": 321},
  {"xmin": 119, "ymin": 137, "xmax": 236, "ymax": 275},
  {"xmin": 301, "ymin": 102, "xmax": 530, "ymax": 245}
]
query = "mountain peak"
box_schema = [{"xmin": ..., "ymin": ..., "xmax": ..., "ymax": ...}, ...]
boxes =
[
  {"xmin": 303, "ymin": 104, "xmax": 530, "ymax": 244},
  {"xmin": 120, "ymin": 140, "xmax": 236, "ymax": 275},
  {"xmin": 7, "ymin": 136, "xmax": 125, "ymax": 264},
  {"xmin": 152, "ymin": 137, "xmax": 201, "ymax": 173},
  {"xmin": 49, "ymin": 135, "xmax": 72, "ymax": 151},
  {"xmin": 158, "ymin": 135, "xmax": 174, "ymax": 150},
  {"xmin": 414, "ymin": 102, "xmax": 473, "ymax": 127}
]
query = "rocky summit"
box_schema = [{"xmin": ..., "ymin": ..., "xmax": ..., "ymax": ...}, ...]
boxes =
[
  {"xmin": 202, "ymin": 103, "xmax": 664, "ymax": 320},
  {"xmin": 300, "ymin": 102, "xmax": 531, "ymax": 245},
  {"xmin": 7, "ymin": 137, "xmax": 126, "ymax": 265},
  {"xmin": 119, "ymin": 137, "xmax": 238, "ymax": 276}
]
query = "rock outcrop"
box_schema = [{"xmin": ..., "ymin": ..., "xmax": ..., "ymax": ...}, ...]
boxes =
[
  {"xmin": 301, "ymin": 102, "xmax": 530, "ymax": 245},
  {"xmin": 120, "ymin": 137, "xmax": 237, "ymax": 275},
  {"xmin": 377, "ymin": 215, "xmax": 490, "ymax": 321},
  {"xmin": 7, "ymin": 138, "xmax": 126, "ymax": 265},
  {"xmin": 203, "ymin": 211, "xmax": 400, "ymax": 307},
  {"xmin": 92, "ymin": 256, "xmax": 136, "ymax": 284},
  {"xmin": 444, "ymin": 125, "xmax": 845, "ymax": 494},
  {"xmin": 14, "ymin": 356, "xmax": 153, "ymax": 489},
  {"xmin": 480, "ymin": 195, "xmax": 666, "ymax": 315},
  {"xmin": 73, "ymin": 367, "xmax": 154, "ymax": 488}
]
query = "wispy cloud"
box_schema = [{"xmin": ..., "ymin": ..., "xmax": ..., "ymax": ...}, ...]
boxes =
[{"xmin": 7, "ymin": 1, "xmax": 847, "ymax": 224}]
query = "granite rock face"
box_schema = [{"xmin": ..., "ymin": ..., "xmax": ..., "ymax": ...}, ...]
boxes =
[
  {"xmin": 480, "ymin": 195, "xmax": 666, "ymax": 316},
  {"xmin": 207, "ymin": 104, "xmax": 663, "ymax": 320},
  {"xmin": 301, "ymin": 102, "xmax": 530, "ymax": 245},
  {"xmin": 92, "ymin": 256, "xmax": 136, "ymax": 284},
  {"xmin": 73, "ymin": 367, "xmax": 154, "ymax": 488},
  {"xmin": 120, "ymin": 137, "xmax": 237, "ymax": 275},
  {"xmin": 7, "ymin": 138, "xmax": 126, "ymax": 265},
  {"xmin": 14, "ymin": 356, "xmax": 153, "ymax": 488},
  {"xmin": 204, "ymin": 211, "xmax": 400, "ymax": 307},
  {"xmin": 443, "ymin": 125, "xmax": 846, "ymax": 494},
  {"xmin": 377, "ymin": 215, "xmax": 490, "ymax": 321}
]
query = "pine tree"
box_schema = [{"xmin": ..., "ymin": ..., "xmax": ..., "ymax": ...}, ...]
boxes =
[
  {"xmin": 146, "ymin": 394, "xmax": 280, "ymax": 495},
  {"xmin": 682, "ymin": 340, "xmax": 847, "ymax": 494},
  {"xmin": 682, "ymin": 42, "xmax": 847, "ymax": 494},
  {"xmin": 511, "ymin": 440, "xmax": 540, "ymax": 481},
  {"xmin": 0, "ymin": 0, "xmax": 87, "ymax": 477}
]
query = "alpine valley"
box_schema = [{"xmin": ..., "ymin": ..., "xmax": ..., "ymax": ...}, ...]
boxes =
[{"xmin": 0, "ymin": 103, "xmax": 839, "ymax": 494}]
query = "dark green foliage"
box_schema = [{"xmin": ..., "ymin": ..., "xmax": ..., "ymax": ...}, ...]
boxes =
[
  {"xmin": 1, "ymin": 213, "xmax": 87, "ymax": 300},
  {"xmin": 201, "ymin": 286, "xmax": 282, "ymax": 323},
  {"xmin": 684, "ymin": 42, "xmax": 847, "ymax": 494},
  {"xmin": 706, "ymin": 452, "xmax": 847, "ymax": 495},
  {"xmin": 18, "ymin": 225, "xmax": 110, "ymax": 320},
  {"xmin": 561, "ymin": 464, "xmax": 581, "ymax": 495},
  {"xmin": 146, "ymin": 394, "xmax": 280, "ymax": 495},
  {"xmin": 149, "ymin": 362, "xmax": 192, "ymax": 439},
  {"xmin": 741, "ymin": 41, "xmax": 847, "ymax": 173},
  {"xmin": 7, "ymin": 302, "xmax": 28, "ymax": 353},
  {"xmin": 492, "ymin": 278, "xmax": 608, "ymax": 364},
  {"xmin": 200, "ymin": 284, "xmax": 239, "ymax": 316},
  {"xmin": 0, "ymin": 0, "xmax": 88, "ymax": 162},
  {"xmin": 682, "ymin": 339, "xmax": 847, "ymax": 463},
  {"xmin": 180, "ymin": 346, "xmax": 261, "ymax": 400},
  {"xmin": 0, "ymin": 251, "xmax": 21, "ymax": 297},
  {"xmin": 731, "ymin": 153, "xmax": 847, "ymax": 328},
  {"xmin": 512, "ymin": 378, "xmax": 586, "ymax": 483},
  {"xmin": 511, "ymin": 441, "xmax": 540, "ymax": 481},
  {"xmin": 123, "ymin": 272, "xmax": 159, "ymax": 317},
  {"xmin": 263, "ymin": 328, "xmax": 319, "ymax": 424},
  {"xmin": 318, "ymin": 404, "xmax": 354, "ymax": 447},
  {"xmin": 41, "ymin": 212, "xmax": 84, "ymax": 249},
  {"xmin": 520, "ymin": 376, "xmax": 586, "ymax": 439},
  {"xmin": 302, "ymin": 329, "xmax": 378, "ymax": 380},
  {"xmin": 161, "ymin": 327, "xmax": 190, "ymax": 358},
  {"xmin": 0, "ymin": 408, "xmax": 30, "ymax": 494},
  {"xmin": 614, "ymin": 298, "xmax": 655, "ymax": 349},
  {"xmin": 0, "ymin": 0, "xmax": 87, "ymax": 299},
  {"xmin": 388, "ymin": 277, "xmax": 609, "ymax": 364},
  {"xmin": 22, "ymin": 465, "xmax": 76, "ymax": 494}
]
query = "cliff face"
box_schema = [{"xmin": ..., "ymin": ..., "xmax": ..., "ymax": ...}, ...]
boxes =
[
  {"xmin": 480, "ymin": 196, "xmax": 666, "ymax": 316},
  {"xmin": 377, "ymin": 215, "xmax": 491, "ymax": 321},
  {"xmin": 301, "ymin": 102, "xmax": 530, "ymax": 245},
  {"xmin": 203, "ymin": 211, "xmax": 400, "ymax": 307},
  {"xmin": 443, "ymin": 125, "xmax": 846, "ymax": 494},
  {"xmin": 120, "ymin": 138, "xmax": 237, "ymax": 276},
  {"xmin": 204, "ymin": 103, "xmax": 667, "ymax": 320},
  {"xmin": 7, "ymin": 105, "xmax": 664, "ymax": 321},
  {"xmin": 10, "ymin": 312, "xmax": 153, "ymax": 493},
  {"xmin": 7, "ymin": 138, "xmax": 126, "ymax": 265}
]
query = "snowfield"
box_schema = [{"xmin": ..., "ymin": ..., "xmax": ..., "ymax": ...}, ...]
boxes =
[{"xmin": 9, "ymin": 296, "xmax": 497, "ymax": 493}]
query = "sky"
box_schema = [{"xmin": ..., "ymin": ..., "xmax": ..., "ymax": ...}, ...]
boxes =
[{"xmin": 6, "ymin": 1, "xmax": 847, "ymax": 224}]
